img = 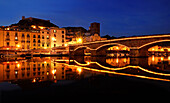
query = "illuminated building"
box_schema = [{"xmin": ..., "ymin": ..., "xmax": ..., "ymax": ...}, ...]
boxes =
[{"xmin": 0, "ymin": 16, "xmax": 66, "ymax": 53}]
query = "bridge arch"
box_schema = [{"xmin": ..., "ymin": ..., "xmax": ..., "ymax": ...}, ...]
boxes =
[
  {"xmin": 95, "ymin": 43, "xmax": 130, "ymax": 56},
  {"xmin": 73, "ymin": 46, "xmax": 92, "ymax": 56},
  {"xmin": 139, "ymin": 40, "xmax": 170, "ymax": 49},
  {"xmin": 138, "ymin": 40, "xmax": 170, "ymax": 57}
]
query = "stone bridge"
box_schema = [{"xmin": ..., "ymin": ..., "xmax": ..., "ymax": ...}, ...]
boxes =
[{"xmin": 69, "ymin": 34, "xmax": 170, "ymax": 57}]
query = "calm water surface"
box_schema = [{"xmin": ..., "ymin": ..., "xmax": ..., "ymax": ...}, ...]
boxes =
[{"xmin": 0, "ymin": 56, "xmax": 170, "ymax": 90}]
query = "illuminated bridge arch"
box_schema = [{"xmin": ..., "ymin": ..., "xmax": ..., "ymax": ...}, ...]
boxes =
[
  {"xmin": 139, "ymin": 40, "xmax": 170, "ymax": 49},
  {"xmin": 95, "ymin": 43, "xmax": 130, "ymax": 56},
  {"xmin": 136, "ymin": 40, "xmax": 170, "ymax": 57}
]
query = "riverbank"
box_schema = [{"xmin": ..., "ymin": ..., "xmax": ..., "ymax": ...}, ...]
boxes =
[{"xmin": 1, "ymin": 74, "xmax": 170, "ymax": 102}]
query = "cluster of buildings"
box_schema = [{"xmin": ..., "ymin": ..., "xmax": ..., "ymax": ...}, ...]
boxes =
[{"xmin": 0, "ymin": 16, "xmax": 106, "ymax": 55}]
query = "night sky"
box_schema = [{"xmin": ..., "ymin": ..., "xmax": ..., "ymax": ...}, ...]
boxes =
[{"xmin": 1, "ymin": 0, "xmax": 170, "ymax": 37}]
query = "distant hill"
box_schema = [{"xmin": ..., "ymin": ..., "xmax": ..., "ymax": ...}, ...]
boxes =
[{"xmin": 10, "ymin": 16, "xmax": 58, "ymax": 30}]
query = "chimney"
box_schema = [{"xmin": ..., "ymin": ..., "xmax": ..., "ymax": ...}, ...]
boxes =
[{"xmin": 22, "ymin": 16, "xmax": 25, "ymax": 20}]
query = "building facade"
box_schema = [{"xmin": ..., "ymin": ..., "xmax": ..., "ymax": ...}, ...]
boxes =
[{"xmin": 0, "ymin": 17, "xmax": 66, "ymax": 54}]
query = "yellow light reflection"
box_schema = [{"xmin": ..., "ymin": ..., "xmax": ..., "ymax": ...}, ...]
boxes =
[{"xmin": 77, "ymin": 68, "xmax": 82, "ymax": 74}]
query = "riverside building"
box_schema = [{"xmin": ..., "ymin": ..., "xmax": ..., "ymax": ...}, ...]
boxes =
[{"xmin": 0, "ymin": 16, "xmax": 66, "ymax": 54}]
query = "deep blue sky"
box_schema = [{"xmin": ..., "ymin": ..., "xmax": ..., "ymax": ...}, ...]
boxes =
[{"xmin": 0, "ymin": 0, "xmax": 170, "ymax": 37}]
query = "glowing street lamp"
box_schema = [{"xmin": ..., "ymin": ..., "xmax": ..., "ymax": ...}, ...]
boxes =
[{"xmin": 77, "ymin": 38, "xmax": 82, "ymax": 43}]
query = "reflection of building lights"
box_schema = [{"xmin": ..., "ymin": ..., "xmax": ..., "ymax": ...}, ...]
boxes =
[
  {"xmin": 17, "ymin": 64, "xmax": 20, "ymax": 68},
  {"xmin": 152, "ymin": 56, "xmax": 155, "ymax": 61},
  {"xmin": 52, "ymin": 69, "xmax": 56, "ymax": 74},
  {"xmin": 16, "ymin": 44, "xmax": 20, "ymax": 48},
  {"xmin": 123, "ymin": 58, "xmax": 127, "ymax": 63},
  {"xmin": 54, "ymin": 76, "xmax": 56, "ymax": 79},
  {"xmin": 168, "ymin": 56, "xmax": 170, "ymax": 60},
  {"xmin": 7, "ymin": 48, "xmax": 9, "ymax": 50},
  {"xmin": 15, "ymin": 71, "xmax": 18, "ymax": 75},
  {"xmin": 52, "ymin": 37, "xmax": 56, "ymax": 41},
  {"xmin": 116, "ymin": 58, "xmax": 119, "ymax": 63},
  {"xmin": 44, "ymin": 61, "xmax": 47, "ymax": 63},
  {"xmin": 77, "ymin": 68, "xmax": 82, "ymax": 74}
]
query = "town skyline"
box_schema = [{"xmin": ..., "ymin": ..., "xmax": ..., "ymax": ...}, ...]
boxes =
[{"xmin": 1, "ymin": 0, "xmax": 170, "ymax": 37}]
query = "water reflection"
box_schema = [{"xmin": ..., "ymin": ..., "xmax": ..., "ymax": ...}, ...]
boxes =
[{"xmin": 0, "ymin": 56, "xmax": 170, "ymax": 89}]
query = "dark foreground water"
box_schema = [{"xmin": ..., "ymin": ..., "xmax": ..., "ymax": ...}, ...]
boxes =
[{"xmin": 0, "ymin": 56, "xmax": 170, "ymax": 102}]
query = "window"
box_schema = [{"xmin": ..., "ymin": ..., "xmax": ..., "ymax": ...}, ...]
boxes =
[
  {"xmin": 62, "ymin": 31, "xmax": 64, "ymax": 34},
  {"xmin": 7, "ymin": 42, "xmax": 9, "ymax": 46},
  {"xmin": 54, "ymin": 44, "xmax": 56, "ymax": 47},
  {"xmin": 33, "ymin": 44, "xmax": 36, "ymax": 46},
  {"xmin": 54, "ymin": 34, "xmax": 56, "ymax": 37},
  {"xmin": 33, "ymin": 35, "xmax": 36, "ymax": 38},
  {"xmin": 47, "ymin": 32, "xmax": 49, "ymax": 34},
  {"xmin": 33, "ymin": 39, "xmax": 36, "ymax": 43},
  {"xmin": 22, "ymin": 45, "xmax": 24, "ymax": 49},
  {"xmin": 62, "ymin": 35, "xmax": 64, "ymax": 38},
  {"xmin": 54, "ymin": 30, "xmax": 56, "ymax": 33},
  {"xmin": 7, "ymin": 65, "xmax": 9, "ymax": 69},
  {"xmin": 6, "ymin": 32, "xmax": 9, "ymax": 36},
  {"xmin": 47, "ymin": 44, "xmax": 49, "ymax": 47},
  {"xmin": 27, "ymin": 34, "xmax": 30, "ymax": 37},
  {"xmin": 38, "ymin": 40, "xmax": 41, "ymax": 43},
  {"xmin": 42, "ymin": 43, "xmax": 44, "ymax": 47},
  {"xmin": 62, "ymin": 39, "xmax": 64, "ymax": 43},
  {"xmin": 47, "ymin": 35, "xmax": 49, "ymax": 38},
  {"xmin": 42, "ymin": 35, "xmax": 44, "ymax": 39},
  {"xmin": 42, "ymin": 31, "xmax": 44, "ymax": 34},
  {"xmin": 15, "ymin": 33, "xmax": 18, "ymax": 36},
  {"xmin": 38, "ymin": 35, "xmax": 40, "ymax": 38},
  {"xmin": 15, "ymin": 37, "xmax": 18, "ymax": 40},
  {"xmin": 22, "ymin": 33, "xmax": 24, "ymax": 37}
]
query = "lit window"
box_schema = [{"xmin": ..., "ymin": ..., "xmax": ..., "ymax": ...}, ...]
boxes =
[
  {"xmin": 15, "ymin": 37, "xmax": 18, "ymax": 40},
  {"xmin": 47, "ymin": 36, "xmax": 49, "ymax": 39},
  {"xmin": 54, "ymin": 30, "xmax": 56, "ymax": 33}
]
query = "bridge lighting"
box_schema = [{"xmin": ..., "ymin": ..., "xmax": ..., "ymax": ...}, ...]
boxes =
[{"xmin": 116, "ymin": 46, "xmax": 119, "ymax": 50}]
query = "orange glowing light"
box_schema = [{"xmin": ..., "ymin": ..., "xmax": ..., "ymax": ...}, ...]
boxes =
[
  {"xmin": 16, "ymin": 44, "xmax": 20, "ymax": 48},
  {"xmin": 32, "ymin": 79, "xmax": 36, "ymax": 83},
  {"xmin": 52, "ymin": 69, "xmax": 56, "ymax": 74},
  {"xmin": 77, "ymin": 68, "xmax": 82, "ymax": 74},
  {"xmin": 77, "ymin": 38, "xmax": 82, "ymax": 43},
  {"xmin": 17, "ymin": 64, "xmax": 20, "ymax": 68}
]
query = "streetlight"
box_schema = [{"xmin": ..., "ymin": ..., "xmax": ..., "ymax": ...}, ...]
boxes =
[{"xmin": 77, "ymin": 38, "xmax": 82, "ymax": 43}]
